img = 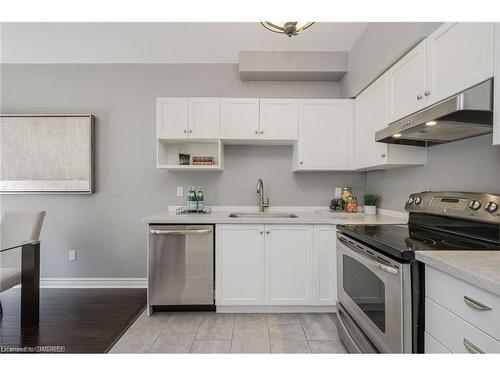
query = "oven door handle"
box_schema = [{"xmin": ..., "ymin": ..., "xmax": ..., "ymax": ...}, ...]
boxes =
[{"xmin": 338, "ymin": 235, "xmax": 399, "ymax": 276}]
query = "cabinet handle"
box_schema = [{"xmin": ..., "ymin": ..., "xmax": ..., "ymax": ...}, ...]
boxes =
[
  {"xmin": 463, "ymin": 338, "xmax": 484, "ymax": 354},
  {"xmin": 381, "ymin": 154, "xmax": 386, "ymax": 158},
  {"xmin": 464, "ymin": 295, "xmax": 492, "ymax": 311},
  {"xmin": 417, "ymin": 94, "xmax": 423, "ymax": 100},
  {"xmin": 424, "ymin": 90, "xmax": 431, "ymax": 96}
]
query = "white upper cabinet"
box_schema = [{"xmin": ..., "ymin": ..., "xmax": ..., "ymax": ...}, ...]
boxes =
[
  {"xmin": 425, "ymin": 23, "xmax": 494, "ymax": 106},
  {"xmin": 156, "ymin": 98, "xmax": 189, "ymax": 139},
  {"xmin": 265, "ymin": 225, "xmax": 314, "ymax": 305},
  {"xmin": 259, "ymin": 99, "xmax": 298, "ymax": 140},
  {"xmin": 387, "ymin": 41, "xmax": 427, "ymax": 123},
  {"xmin": 157, "ymin": 97, "xmax": 220, "ymax": 139},
  {"xmin": 494, "ymin": 23, "xmax": 500, "ymax": 146},
  {"xmin": 387, "ymin": 23, "xmax": 494, "ymax": 125},
  {"xmin": 220, "ymin": 98, "xmax": 260, "ymax": 140},
  {"xmin": 294, "ymin": 99, "xmax": 354, "ymax": 171},
  {"xmin": 355, "ymin": 75, "xmax": 427, "ymax": 170},
  {"xmin": 188, "ymin": 98, "xmax": 220, "ymax": 139},
  {"xmin": 355, "ymin": 75, "xmax": 390, "ymax": 169}
]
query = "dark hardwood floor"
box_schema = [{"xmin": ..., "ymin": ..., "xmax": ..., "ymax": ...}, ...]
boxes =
[{"xmin": 0, "ymin": 288, "xmax": 146, "ymax": 353}]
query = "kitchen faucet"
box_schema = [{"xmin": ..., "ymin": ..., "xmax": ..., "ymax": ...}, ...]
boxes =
[{"xmin": 256, "ymin": 178, "xmax": 270, "ymax": 213}]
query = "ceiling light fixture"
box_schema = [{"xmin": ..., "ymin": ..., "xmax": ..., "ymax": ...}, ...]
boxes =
[
  {"xmin": 260, "ymin": 22, "xmax": 315, "ymax": 37},
  {"xmin": 426, "ymin": 121, "xmax": 437, "ymax": 126},
  {"xmin": 393, "ymin": 133, "xmax": 402, "ymax": 138}
]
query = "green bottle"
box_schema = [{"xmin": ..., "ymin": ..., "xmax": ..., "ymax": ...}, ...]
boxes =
[
  {"xmin": 196, "ymin": 187, "xmax": 204, "ymax": 211},
  {"xmin": 187, "ymin": 187, "xmax": 197, "ymax": 211}
]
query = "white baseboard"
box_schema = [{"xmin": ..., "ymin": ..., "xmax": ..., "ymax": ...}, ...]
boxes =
[
  {"xmin": 216, "ymin": 305, "xmax": 337, "ymax": 313},
  {"xmin": 39, "ymin": 278, "xmax": 147, "ymax": 288}
]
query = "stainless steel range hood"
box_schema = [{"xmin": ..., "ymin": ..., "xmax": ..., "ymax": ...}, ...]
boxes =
[{"xmin": 375, "ymin": 79, "xmax": 493, "ymax": 147}]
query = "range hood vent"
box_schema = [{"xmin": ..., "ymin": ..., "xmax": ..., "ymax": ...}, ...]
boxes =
[{"xmin": 375, "ymin": 79, "xmax": 493, "ymax": 147}]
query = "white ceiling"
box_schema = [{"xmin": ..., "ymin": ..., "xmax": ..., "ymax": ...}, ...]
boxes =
[{"xmin": 0, "ymin": 22, "xmax": 368, "ymax": 63}]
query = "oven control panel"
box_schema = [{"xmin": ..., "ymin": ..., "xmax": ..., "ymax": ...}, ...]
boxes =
[{"xmin": 405, "ymin": 192, "xmax": 500, "ymax": 224}]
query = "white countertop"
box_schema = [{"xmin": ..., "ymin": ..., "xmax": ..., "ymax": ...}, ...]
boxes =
[
  {"xmin": 142, "ymin": 206, "xmax": 500, "ymax": 296},
  {"xmin": 141, "ymin": 206, "xmax": 408, "ymax": 225},
  {"xmin": 416, "ymin": 251, "xmax": 500, "ymax": 296}
]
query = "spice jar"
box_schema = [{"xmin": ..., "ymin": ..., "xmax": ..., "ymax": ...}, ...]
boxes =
[{"xmin": 346, "ymin": 197, "xmax": 358, "ymax": 213}]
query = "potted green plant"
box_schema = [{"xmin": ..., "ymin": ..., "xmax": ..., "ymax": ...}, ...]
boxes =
[{"xmin": 363, "ymin": 194, "xmax": 380, "ymax": 215}]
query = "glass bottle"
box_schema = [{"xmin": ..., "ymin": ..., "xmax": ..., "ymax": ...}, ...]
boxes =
[
  {"xmin": 187, "ymin": 187, "xmax": 197, "ymax": 211},
  {"xmin": 196, "ymin": 187, "xmax": 204, "ymax": 211}
]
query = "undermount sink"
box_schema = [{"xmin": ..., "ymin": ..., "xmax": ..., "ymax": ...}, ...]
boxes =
[{"xmin": 228, "ymin": 212, "xmax": 299, "ymax": 218}]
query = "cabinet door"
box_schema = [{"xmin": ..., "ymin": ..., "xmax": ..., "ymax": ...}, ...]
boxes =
[
  {"xmin": 425, "ymin": 23, "xmax": 494, "ymax": 106},
  {"xmin": 216, "ymin": 224, "xmax": 265, "ymax": 305},
  {"xmin": 259, "ymin": 99, "xmax": 298, "ymax": 140},
  {"xmin": 156, "ymin": 98, "xmax": 189, "ymax": 139},
  {"xmin": 265, "ymin": 225, "xmax": 313, "ymax": 305},
  {"xmin": 188, "ymin": 98, "xmax": 220, "ymax": 139},
  {"xmin": 313, "ymin": 225, "xmax": 337, "ymax": 306},
  {"xmin": 354, "ymin": 75, "xmax": 389, "ymax": 169},
  {"xmin": 493, "ymin": 23, "xmax": 500, "ymax": 146},
  {"xmin": 296, "ymin": 99, "xmax": 354, "ymax": 170},
  {"xmin": 387, "ymin": 41, "xmax": 426, "ymax": 123},
  {"xmin": 220, "ymin": 98, "xmax": 260, "ymax": 139}
]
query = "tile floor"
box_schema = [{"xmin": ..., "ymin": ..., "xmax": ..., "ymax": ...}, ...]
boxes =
[{"xmin": 110, "ymin": 311, "xmax": 347, "ymax": 354}]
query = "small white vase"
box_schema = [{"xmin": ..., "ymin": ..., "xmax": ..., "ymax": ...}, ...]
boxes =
[{"xmin": 364, "ymin": 205, "xmax": 377, "ymax": 215}]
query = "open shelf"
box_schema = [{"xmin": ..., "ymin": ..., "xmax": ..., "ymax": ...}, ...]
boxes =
[{"xmin": 156, "ymin": 138, "xmax": 223, "ymax": 171}]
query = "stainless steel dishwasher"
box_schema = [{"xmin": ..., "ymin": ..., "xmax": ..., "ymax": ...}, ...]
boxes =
[{"xmin": 147, "ymin": 225, "xmax": 214, "ymax": 314}]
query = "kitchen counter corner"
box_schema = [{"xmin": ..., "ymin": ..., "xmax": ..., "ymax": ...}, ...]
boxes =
[{"xmin": 416, "ymin": 251, "xmax": 500, "ymax": 296}]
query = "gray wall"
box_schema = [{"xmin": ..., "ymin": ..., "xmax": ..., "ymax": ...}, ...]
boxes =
[
  {"xmin": 0, "ymin": 63, "xmax": 366, "ymax": 278},
  {"xmin": 340, "ymin": 22, "xmax": 442, "ymax": 98},
  {"xmin": 367, "ymin": 135, "xmax": 500, "ymax": 211}
]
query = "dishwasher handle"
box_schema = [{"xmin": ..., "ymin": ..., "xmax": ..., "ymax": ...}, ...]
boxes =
[{"xmin": 150, "ymin": 228, "xmax": 213, "ymax": 235}]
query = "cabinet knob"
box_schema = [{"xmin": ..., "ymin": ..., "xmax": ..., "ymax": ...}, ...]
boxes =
[
  {"xmin": 424, "ymin": 90, "xmax": 431, "ymax": 96},
  {"xmin": 184, "ymin": 129, "xmax": 187, "ymax": 133},
  {"xmin": 260, "ymin": 131, "xmax": 264, "ymax": 134},
  {"xmin": 189, "ymin": 129, "xmax": 192, "ymax": 133},
  {"xmin": 299, "ymin": 161, "xmax": 303, "ymax": 165},
  {"xmin": 416, "ymin": 94, "xmax": 423, "ymax": 100},
  {"xmin": 260, "ymin": 231, "xmax": 264, "ymax": 234},
  {"xmin": 266, "ymin": 231, "xmax": 270, "ymax": 234},
  {"xmin": 255, "ymin": 130, "xmax": 259, "ymax": 135},
  {"xmin": 381, "ymin": 154, "xmax": 386, "ymax": 158}
]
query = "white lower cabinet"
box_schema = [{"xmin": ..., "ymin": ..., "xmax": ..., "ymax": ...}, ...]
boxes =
[
  {"xmin": 424, "ymin": 332, "xmax": 451, "ymax": 354},
  {"xmin": 216, "ymin": 224, "xmax": 336, "ymax": 308},
  {"xmin": 425, "ymin": 266, "xmax": 500, "ymax": 353},
  {"xmin": 265, "ymin": 225, "xmax": 313, "ymax": 305},
  {"xmin": 216, "ymin": 224, "xmax": 265, "ymax": 305},
  {"xmin": 314, "ymin": 225, "xmax": 337, "ymax": 305}
]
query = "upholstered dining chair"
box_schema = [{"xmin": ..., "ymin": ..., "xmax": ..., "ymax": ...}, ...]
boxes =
[{"xmin": 0, "ymin": 210, "xmax": 46, "ymax": 314}]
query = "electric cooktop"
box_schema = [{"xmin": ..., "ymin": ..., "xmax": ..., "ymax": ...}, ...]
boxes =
[{"xmin": 338, "ymin": 192, "xmax": 500, "ymax": 261}]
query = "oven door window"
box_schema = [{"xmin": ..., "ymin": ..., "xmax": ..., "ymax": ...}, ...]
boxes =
[{"xmin": 343, "ymin": 255, "xmax": 386, "ymax": 332}]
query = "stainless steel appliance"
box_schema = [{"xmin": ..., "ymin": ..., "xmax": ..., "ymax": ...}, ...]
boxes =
[
  {"xmin": 375, "ymin": 80, "xmax": 493, "ymax": 146},
  {"xmin": 147, "ymin": 225, "xmax": 214, "ymax": 314},
  {"xmin": 336, "ymin": 192, "xmax": 500, "ymax": 353}
]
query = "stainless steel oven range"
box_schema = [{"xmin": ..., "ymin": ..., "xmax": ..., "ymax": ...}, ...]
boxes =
[{"xmin": 336, "ymin": 191, "xmax": 500, "ymax": 353}]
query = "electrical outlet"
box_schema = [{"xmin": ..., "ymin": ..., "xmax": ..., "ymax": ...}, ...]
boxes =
[
  {"xmin": 176, "ymin": 186, "xmax": 184, "ymax": 197},
  {"xmin": 68, "ymin": 250, "xmax": 77, "ymax": 261},
  {"xmin": 335, "ymin": 187, "xmax": 342, "ymax": 198}
]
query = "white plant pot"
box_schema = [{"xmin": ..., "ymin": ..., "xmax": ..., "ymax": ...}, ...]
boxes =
[{"xmin": 364, "ymin": 206, "xmax": 377, "ymax": 215}]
